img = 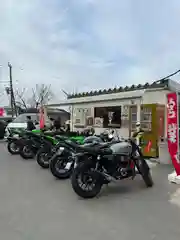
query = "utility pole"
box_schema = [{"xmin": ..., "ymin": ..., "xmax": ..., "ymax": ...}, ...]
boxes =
[{"xmin": 8, "ymin": 62, "xmax": 17, "ymax": 117}]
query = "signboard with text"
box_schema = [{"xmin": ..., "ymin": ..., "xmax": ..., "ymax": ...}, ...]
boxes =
[{"xmin": 167, "ymin": 92, "xmax": 180, "ymax": 175}]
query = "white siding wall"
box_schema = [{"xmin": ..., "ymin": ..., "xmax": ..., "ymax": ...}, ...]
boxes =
[
  {"xmin": 142, "ymin": 89, "xmax": 170, "ymax": 104},
  {"xmin": 70, "ymin": 89, "xmax": 170, "ymax": 138}
]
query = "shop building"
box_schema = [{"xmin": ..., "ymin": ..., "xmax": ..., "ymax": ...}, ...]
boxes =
[{"xmin": 48, "ymin": 78, "xmax": 180, "ymax": 159}]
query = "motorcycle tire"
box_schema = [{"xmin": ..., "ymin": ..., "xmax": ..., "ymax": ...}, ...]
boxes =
[
  {"xmin": 142, "ymin": 170, "xmax": 153, "ymax": 187},
  {"xmin": 7, "ymin": 141, "xmax": 20, "ymax": 154},
  {"xmin": 50, "ymin": 153, "xmax": 73, "ymax": 179},
  {"xmin": 71, "ymin": 161, "xmax": 103, "ymax": 199},
  {"xmin": 19, "ymin": 145, "xmax": 35, "ymax": 159},
  {"xmin": 139, "ymin": 158, "xmax": 154, "ymax": 187},
  {"xmin": 36, "ymin": 148, "xmax": 52, "ymax": 168}
]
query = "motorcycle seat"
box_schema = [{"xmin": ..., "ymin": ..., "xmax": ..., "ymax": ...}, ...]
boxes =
[
  {"xmin": 97, "ymin": 142, "xmax": 112, "ymax": 148},
  {"xmin": 76, "ymin": 142, "xmax": 113, "ymax": 155},
  {"xmin": 55, "ymin": 135, "xmax": 68, "ymax": 140},
  {"xmin": 7, "ymin": 136, "xmax": 19, "ymax": 141},
  {"xmin": 43, "ymin": 131, "xmax": 56, "ymax": 136},
  {"xmin": 25, "ymin": 131, "xmax": 41, "ymax": 138}
]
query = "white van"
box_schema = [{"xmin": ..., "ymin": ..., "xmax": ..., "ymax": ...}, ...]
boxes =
[{"xmin": 5, "ymin": 113, "xmax": 40, "ymax": 137}]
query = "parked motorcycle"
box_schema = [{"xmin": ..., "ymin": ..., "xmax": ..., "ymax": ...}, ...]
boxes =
[
  {"xmin": 49, "ymin": 132, "xmax": 116, "ymax": 179},
  {"xmin": 49, "ymin": 140, "xmax": 100, "ymax": 179},
  {"xmin": 7, "ymin": 128, "xmax": 83, "ymax": 161},
  {"xmin": 19, "ymin": 129, "xmax": 59, "ymax": 160},
  {"xmin": 19, "ymin": 131, "xmax": 44, "ymax": 159},
  {"xmin": 7, "ymin": 129, "xmax": 27, "ymax": 155},
  {"xmin": 7, "ymin": 136, "xmax": 22, "ymax": 154},
  {"xmin": 36, "ymin": 134, "xmax": 68, "ymax": 168},
  {"xmin": 71, "ymin": 137, "xmax": 153, "ymax": 198},
  {"xmin": 36, "ymin": 130, "xmax": 96, "ymax": 169}
]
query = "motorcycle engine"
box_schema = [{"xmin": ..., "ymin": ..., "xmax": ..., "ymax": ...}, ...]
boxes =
[{"xmin": 115, "ymin": 156, "xmax": 133, "ymax": 179}]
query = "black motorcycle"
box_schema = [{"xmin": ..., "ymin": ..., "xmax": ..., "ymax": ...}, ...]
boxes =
[
  {"xmin": 19, "ymin": 131, "xmax": 44, "ymax": 159},
  {"xmin": 71, "ymin": 138, "xmax": 153, "ymax": 198},
  {"xmin": 7, "ymin": 130, "xmax": 27, "ymax": 155},
  {"xmin": 49, "ymin": 140, "xmax": 84, "ymax": 179},
  {"xmin": 36, "ymin": 134, "xmax": 68, "ymax": 169},
  {"xmin": 49, "ymin": 134, "xmax": 115, "ymax": 179},
  {"xmin": 7, "ymin": 136, "xmax": 22, "ymax": 154}
]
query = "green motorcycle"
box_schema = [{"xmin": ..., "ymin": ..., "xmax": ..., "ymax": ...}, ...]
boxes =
[
  {"xmin": 35, "ymin": 130, "xmax": 85, "ymax": 168},
  {"xmin": 32, "ymin": 129, "xmax": 85, "ymax": 144}
]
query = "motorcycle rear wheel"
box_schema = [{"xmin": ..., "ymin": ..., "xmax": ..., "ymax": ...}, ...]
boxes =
[{"xmin": 71, "ymin": 162, "xmax": 103, "ymax": 199}]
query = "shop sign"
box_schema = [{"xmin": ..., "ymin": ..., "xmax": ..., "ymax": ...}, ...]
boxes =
[{"xmin": 167, "ymin": 92, "xmax": 180, "ymax": 175}]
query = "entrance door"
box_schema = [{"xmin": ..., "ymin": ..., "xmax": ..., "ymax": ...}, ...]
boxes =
[
  {"xmin": 141, "ymin": 104, "xmax": 159, "ymax": 158},
  {"xmin": 129, "ymin": 105, "xmax": 137, "ymax": 137}
]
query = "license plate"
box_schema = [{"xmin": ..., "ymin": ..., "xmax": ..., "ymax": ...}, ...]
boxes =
[{"xmin": 65, "ymin": 162, "xmax": 73, "ymax": 170}]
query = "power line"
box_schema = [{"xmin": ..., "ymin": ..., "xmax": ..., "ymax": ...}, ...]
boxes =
[{"xmin": 156, "ymin": 69, "xmax": 180, "ymax": 82}]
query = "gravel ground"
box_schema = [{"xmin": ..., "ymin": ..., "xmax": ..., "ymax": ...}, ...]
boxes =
[{"xmin": 0, "ymin": 143, "xmax": 180, "ymax": 240}]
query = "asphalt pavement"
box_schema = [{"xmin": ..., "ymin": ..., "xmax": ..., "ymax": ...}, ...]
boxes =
[{"xmin": 0, "ymin": 142, "xmax": 180, "ymax": 240}]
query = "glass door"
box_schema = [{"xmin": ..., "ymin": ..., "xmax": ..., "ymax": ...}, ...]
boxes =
[{"xmin": 140, "ymin": 106, "xmax": 152, "ymax": 131}]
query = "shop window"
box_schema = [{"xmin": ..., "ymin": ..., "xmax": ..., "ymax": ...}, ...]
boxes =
[
  {"xmin": 141, "ymin": 106, "xmax": 152, "ymax": 131},
  {"xmin": 74, "ymin": 108, "xmax": 92, "ymax": 127},
  {"xmin": 121, "ymin": 105, "xmax": 129, "ymax": 127},
  {"xmin": 94, "ymin": 106, "xmax": 121, "ymax": 128},
  {"xmin": 130, "ymin": 105, "xmax": 137, "ymax": 131}
]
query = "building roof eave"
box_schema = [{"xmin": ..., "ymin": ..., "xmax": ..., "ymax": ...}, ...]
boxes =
[
  {"xmin": 47, "ymin": 89, "xmax": 145, "ymax": 108},
  {"xmin": 68, "ymin": 79, "xmax": 170, "ymax": 99}
]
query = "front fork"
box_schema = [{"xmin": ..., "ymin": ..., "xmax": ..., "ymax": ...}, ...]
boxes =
[{"xmin": 134, "ymin": 148, "xmax": 150, "ymax": 176}]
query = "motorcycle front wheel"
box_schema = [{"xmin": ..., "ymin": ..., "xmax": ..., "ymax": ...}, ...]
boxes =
[
  {"xmin": 36, "ymin": 147, "xmax": 52, "ymax": 168},
  {"xmin": 138, "ymin": 157, "xmax": 154, "ymax": 187},
  {"xmin": 7, "ymin": 141, "xmax": 20, "ymax": 154},
  {"xmin": 71, "ymin": 161, "xmax": 103, "ymax": 199},
  {"xmin": 49, "ymin": 153, "xmax": 74, "ymax": 179},
  {"xmin": 19, "ymin": 145, "xmax": 35, "ymax": 159}
]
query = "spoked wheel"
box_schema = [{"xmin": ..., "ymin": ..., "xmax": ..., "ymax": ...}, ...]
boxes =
[
  {"xmin": 7, "ymin": 141, "xmax": 20, "ymax": 154},
  {"xmin": 138, "ymin": 157, "xmax": 154, "ymax": 187},
  {"xmin": 71, "ymin": 162, "xmax": 103, "ymax": 198},
  {"xmin": 50, "ymin": 154, "xmax": 74, "ymax": 179},
  {"xmin": 20, "ymin": 145, "xmax": 35, "ymax": 159}
]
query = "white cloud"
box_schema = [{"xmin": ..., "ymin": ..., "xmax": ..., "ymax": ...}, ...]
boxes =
[{"xmin": 1, "ymin": 0, "xmax": 180, "ymax": 105}]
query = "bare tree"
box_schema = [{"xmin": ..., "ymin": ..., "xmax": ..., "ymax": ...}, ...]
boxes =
[
  {"xmin": 28, "ymin": 84, "xmax": 54, "ymax": 108},
  {"xmin": 15, "ymin": 84, "xmax": 54, "ymax": 109},
  {"xmin": 15, "ymin": 87, "xmax": 28, "ymax": 109}
]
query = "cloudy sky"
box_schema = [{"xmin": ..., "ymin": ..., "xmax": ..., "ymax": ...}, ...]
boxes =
[{"xmin": 0, "ymin": 0, "xmax": 180, "ymax": 104}]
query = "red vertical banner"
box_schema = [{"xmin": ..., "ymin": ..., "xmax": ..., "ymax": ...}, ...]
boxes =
[
  {"xmin": 167, "ymin": 92, "xmax": 180, "ymax": 175},
  {"xmin": 39, "ymin": 106, "xmax": 45, "ymax": 129}
]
